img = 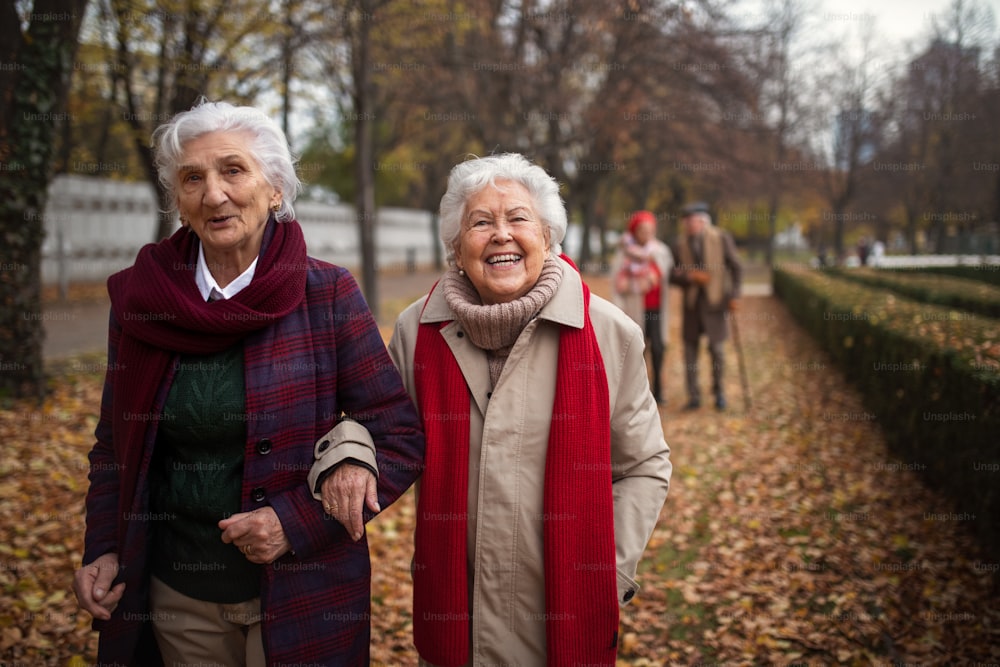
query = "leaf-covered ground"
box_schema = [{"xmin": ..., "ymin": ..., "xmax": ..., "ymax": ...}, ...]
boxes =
[{"xmin": 3, "ymin": 281, "xmax": 997, "ymax": 665}]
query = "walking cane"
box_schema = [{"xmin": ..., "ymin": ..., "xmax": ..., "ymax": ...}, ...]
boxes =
[{"xmin": 729, "ymin": 310, "xmax": 752, "ymax": 411}]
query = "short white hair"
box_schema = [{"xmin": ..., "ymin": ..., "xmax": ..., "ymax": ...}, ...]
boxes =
[
  {"xmin": 439, "ymin": 153, "xmax": 567, "ymax": 266},
  {"xmin": 152, "ymin": 99, "xmax": 302, "ymax": 222}
]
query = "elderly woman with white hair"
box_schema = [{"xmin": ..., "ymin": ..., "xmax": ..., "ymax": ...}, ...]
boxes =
[
  {"xmin": 72, "ymin": 100, "xmax": 424, "ymax": 666},
  {"xmin": 316, "ymin": 153, "xmax": 671, "ymax": 665}
]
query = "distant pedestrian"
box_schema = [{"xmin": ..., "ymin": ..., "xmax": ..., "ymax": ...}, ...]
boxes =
[
  {"xmin": 611, "ymin": 210, "xmax": 673, "ymax": 404},
  {"xmin": 669, "ymin": 202, "xmax": 742, "ymax": 411},
  {"xmin": 868, "ymin": 239, "xmax": 885, "ymax": 266},
  {"xmin": 816, "ymin": 241, "xmax": 829, "ymax": 267},
  {"xmin": 857, "ymin": 237, "xmax": 871, "ymax": 266}
]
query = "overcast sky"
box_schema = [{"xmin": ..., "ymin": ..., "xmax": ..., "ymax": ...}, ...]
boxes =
[
  {"xmin": 825, "ymin": 0, "xmax": 997, "ymax": 44},
  {"xmin": 733, "ymin": 0, "xmax": 999, "ymax": 61}
]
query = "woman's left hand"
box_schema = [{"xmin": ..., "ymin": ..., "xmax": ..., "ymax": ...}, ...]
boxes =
[{"xmin": 219, "ymin": 507, "xmax": 292, "ymax": 564}]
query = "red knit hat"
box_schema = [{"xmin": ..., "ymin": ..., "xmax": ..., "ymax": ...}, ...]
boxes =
[{"xmin": 628, "ymin": 210, "xmax": 656, "ymax": 233}]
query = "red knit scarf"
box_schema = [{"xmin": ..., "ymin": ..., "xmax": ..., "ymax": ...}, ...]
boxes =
[
  {"xmin": 411, "ymin": 277, "xmax": 618, "ymax": 666},
  {"xmin": 105, "ymin": 219, "xmax": 307, "ymax": 550}
]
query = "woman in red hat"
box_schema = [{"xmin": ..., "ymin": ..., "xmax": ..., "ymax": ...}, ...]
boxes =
[{"xmin": 611, "ymin": 210, "xmax": 674, "ymax": 404}]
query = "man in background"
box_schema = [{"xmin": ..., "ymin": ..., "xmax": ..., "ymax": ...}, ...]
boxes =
[{"xmin": 669, "ymin": 202, "xmax": 742, "ymax": 411}]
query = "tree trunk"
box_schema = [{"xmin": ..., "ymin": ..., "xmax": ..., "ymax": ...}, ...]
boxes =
[
  {"xmin": 766, "ymin": 193, "xmax": 779, "ymax": 267},
  {"xmin": 0, "ymin": 0, "xmax": 88, "ymax": 399},
  {"xmin": 353, "ymin": 1, "xmax": 378, "ymax": 319},
  {"xmin": 578, "ymin": 184, "xmax": 603, "ymax": 270},
  {"xmin": 832, "ymin": 205, "xmax": 846, "ymax": 261},
  {"xmin": 119, "ymin": 62, "xmax": 178, "ymax": 241},
  {"xmin": 281, "ymin": 0, "xmax": 294, "ymax": 138},
  {"xmin": 430, "ymin": 212, "xmax": 443, "ymax": 272},
  {"xmin": 578, "ymin": 201, "xmax": 591, "ymax": 269},
  {"xmin": 904, "ymin": 206, "xmax": 919, "ymax": 255},
  {"xmin": 993, "ymin": 169, "xmax": 1000, "ymax": 230}
]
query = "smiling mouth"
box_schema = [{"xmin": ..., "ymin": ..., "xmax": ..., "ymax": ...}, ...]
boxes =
[{"xmin": 486, "ymin": 253, "xmax": 522, "ymax": 266}]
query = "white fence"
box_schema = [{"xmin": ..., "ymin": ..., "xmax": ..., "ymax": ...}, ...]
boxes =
[
  {"xmin": 40, "ymin": 175, "xmax": 438, "ymax": 285},
  {"xmin": 873, "ymin": 254, "xmax": 1000, "ymax": 268}
]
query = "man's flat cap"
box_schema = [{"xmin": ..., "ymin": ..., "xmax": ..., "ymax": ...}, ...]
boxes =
[{"xmin": 681, "ymin": 201, "xmax": 710, "ymax": 216}]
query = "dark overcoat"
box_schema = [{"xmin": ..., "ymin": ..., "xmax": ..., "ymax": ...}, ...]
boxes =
[{"xmin": 83, "ymin": 250, "xmax": 424, "ymax": 665}]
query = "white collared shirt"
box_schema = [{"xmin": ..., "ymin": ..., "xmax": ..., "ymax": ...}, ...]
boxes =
[{"xmin": 195, "ymin": 243, "xmax": 258, "ymax": 302}]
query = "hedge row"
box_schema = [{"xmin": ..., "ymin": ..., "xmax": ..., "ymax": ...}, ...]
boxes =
[
  {"xmin": 773, "ymin": 265, "xmax": 1000, "ymax": 559},
  {"xmin": 829, "ymin": 267, "xmax": 1000, "ymax": 318},
  {"xmin": 886, "ymin": 264, "xmax": 1000, "ymax": 287}
]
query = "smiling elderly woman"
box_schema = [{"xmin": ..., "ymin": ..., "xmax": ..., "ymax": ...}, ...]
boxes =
[
  {"xmin": 316, "ymin": 153, "xmax": 671, "ymax": 665},
  {"xmin": 72, "ymin": 100, "xmax": 424, "ymax": 666}
]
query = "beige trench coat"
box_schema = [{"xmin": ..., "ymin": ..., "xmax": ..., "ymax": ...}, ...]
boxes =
[{"xmin": 389, "ymin": 257, "xmax": 671, "ymax": 666}]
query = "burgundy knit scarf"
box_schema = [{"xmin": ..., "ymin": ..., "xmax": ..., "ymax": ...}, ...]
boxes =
[
  {"xmin": 105, "ymin": 219, "xmax": 307, "ymax": 549},
  {"xmin": 411, "ymin": 277, "xmax": 618, "ymax": 666}
]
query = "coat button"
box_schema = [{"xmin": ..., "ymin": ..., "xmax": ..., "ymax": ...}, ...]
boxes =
[
  {"xmin": 623, "ymin": 589, "xmax": 635, "ymax": 602},
  {"xmin": 317, "ymin": 439, "xmax": 330, "ymax": 453},
  {"xmin": 456, "ymin": 331, "xmax": 464, "ymax": 338},
  {"xmin": 251, "ymin": 487, "xmax": 266, "ymax": 503},
  {"xmin": 256, "ymin": 438, "xmax": 272, "ymax": 455}
]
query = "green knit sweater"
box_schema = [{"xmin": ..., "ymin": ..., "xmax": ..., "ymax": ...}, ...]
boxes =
[{"xmin": 149, "ymin": 345, "xmax": 261, "ymax": 602}]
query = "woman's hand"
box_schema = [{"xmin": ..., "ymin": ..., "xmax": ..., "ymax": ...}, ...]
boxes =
[
  {"xmin": 219, "ymin": 507, "xmax": 292, "ymax": 564},
  {"xmin": 73, "ymin": 552, "xmax": 126, "ymax": 621},
  {"xmin": 320, "ymin": 463, "xmax": 380, "ymax": 542}
]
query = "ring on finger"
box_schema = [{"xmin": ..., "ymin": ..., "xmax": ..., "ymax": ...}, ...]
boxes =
[{"xmin": 242, "ymin": 544, "xmax": 253, "ymax": 556}]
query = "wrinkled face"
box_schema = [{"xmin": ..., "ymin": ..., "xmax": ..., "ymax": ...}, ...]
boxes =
[
  {"xmin": 176, "ymin": 131, "xmax": 280, "ymax": 259},
  {"xmin": 455, "ymin": 180, "xmax": 551, "ymax": 305},
  {"xmin": 682, "ymin": 213, "xmax": 706, "ymax": 236},
  {"xmin": 632, "ymin": 219, "xmax": 655, "ymax": 244}
]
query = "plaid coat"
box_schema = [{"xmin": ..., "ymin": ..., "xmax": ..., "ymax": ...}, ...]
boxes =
[{"xmin": 83, "ymin": 257, "xmax": 424, "ymax": 666}]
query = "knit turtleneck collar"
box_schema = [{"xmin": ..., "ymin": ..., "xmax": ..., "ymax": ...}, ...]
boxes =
[{"xmin": 442, "ymin": 256, "xmax": 563, "ymax": 356}]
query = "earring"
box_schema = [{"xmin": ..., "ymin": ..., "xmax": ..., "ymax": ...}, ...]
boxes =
[
  {"xmin": 458, "ymin": 269, "xmax": 465, "ymax": 277},
  {"xmin": 271, "ymin": 202, "xmax": 281, "ymax": 213}
]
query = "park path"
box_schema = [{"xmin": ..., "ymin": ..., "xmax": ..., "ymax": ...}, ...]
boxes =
[{"xmin": 7, "ymin": 266, "xmax": 994, "ymax": 665}]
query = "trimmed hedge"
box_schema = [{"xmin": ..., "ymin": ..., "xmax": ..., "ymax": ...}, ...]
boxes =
[
  {"xmin": 830, "ymin": 267, "xmax": 1000, "ymax": 318},
  {"xmin": 773, "ymin": 265, "xmax": 1000, "ymax": 558},
  {"xmin": 887, "ymin": 264, "xmax": 1000, "ymax": 287}
]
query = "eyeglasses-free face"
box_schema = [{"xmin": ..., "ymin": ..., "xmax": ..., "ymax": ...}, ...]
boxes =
[{"xmin": 455, "ymin": 180, "xmax": 551, "ymax": 305}]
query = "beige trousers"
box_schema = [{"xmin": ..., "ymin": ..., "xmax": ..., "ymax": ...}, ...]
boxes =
[{"xmin": 150, "ymin": 576, "xmax": 265, "ymax": 667}]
